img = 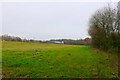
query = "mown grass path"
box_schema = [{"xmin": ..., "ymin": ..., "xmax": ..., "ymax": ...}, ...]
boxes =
[{"xmin": 2, "ymin": 41, "xmax": 118, "ymax": 78}]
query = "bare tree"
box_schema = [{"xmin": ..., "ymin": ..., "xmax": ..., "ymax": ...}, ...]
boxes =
[
  {"xmin": 89, "ymin": 4, "xmax": 119, "ymax": 53},
  {"xmin": 117, "ymin": 2, "xmax": 120, "ymax": 54}
]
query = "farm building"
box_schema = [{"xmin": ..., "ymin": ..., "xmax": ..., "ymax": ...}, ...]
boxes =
[{"xmin": 47, "ymin": 41, "xmax": 64, "ymax": 44}]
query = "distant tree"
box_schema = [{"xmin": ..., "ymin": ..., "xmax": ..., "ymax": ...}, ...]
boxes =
[
  {"xmin": 2, "ymin": 34, "xmax": 22, "ymax": 42},
  {"xmin": 0, "ymin": 36, "xmax": 2, "ymax": 41},
  {"xmin": 29, "ymin": 39, "xmax": 34, "ymax": 42}
]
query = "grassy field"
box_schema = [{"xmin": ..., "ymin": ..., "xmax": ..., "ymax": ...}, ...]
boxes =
[{"xmin": 2, "ymin": 41, "xmax": 118, "ymax": 78}]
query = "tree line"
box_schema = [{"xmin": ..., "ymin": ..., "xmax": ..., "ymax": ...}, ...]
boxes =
[
  {"xmin": 88, "ymin": 3, "xmax": 120, "ymax": 53},
  {"xmin": 0, "ymin": 34, "xmax": 42, "ymax": 43},
  {"xmin": 0, "ymin": 34, "xmax": 90, "ymax": 45},
  {"xmin": 0, "ymin": 34, "xmax": 22, "ymax": 42},
  {"xmin": 44, "ymin": 39, "xmax": 87, "ymax": 45}
]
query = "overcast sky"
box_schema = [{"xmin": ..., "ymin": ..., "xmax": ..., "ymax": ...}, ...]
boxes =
[{"xmin": 1, "ymin": 2, "xmax": 116, "ymax": 40}]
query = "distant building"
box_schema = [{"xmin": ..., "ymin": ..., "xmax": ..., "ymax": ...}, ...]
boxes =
[
  {"xmin": 84, "ymin": 38, "xmax": 91, "ymax": 45},
  {"xmin": 54, "ymin": 41, "xmax": 64, "ymax": 44},
  {"xmin": 47, "ymin": 41, "xmax": 64, "ymax": 44}
]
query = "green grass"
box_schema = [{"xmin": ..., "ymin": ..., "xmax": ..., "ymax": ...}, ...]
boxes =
[{"xmin": 2, "ymin": 41, "xmax": 118, "ymax": 78}]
